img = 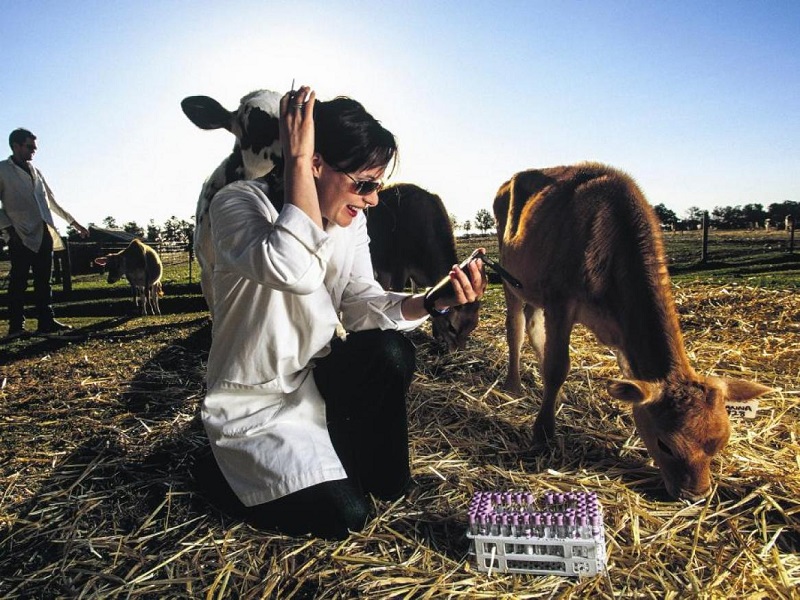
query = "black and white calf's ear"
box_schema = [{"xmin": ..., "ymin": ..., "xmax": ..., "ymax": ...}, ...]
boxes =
[{"xmin": 181, "ymin": 96, "xmax": 234, "ymax": 132}]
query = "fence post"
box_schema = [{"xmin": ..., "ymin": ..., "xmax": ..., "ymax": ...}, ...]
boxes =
[
  {"xmin": 187, "ymin": 232, "xmax": 194, "ymax": 284},
  {"xmin": 789, "ymin": 216, "xmax": 795, "ymax": 254},
  {"xmin": 53, "ymin": 237, "xmax": 72, "ymax": 295},
  {"xmin": 700, "ymin": 211, "xmax": 709, "ymax": 264},
  {"xmin": 61, "ymin": 239, "xmax": 72, "ymax": 294}
]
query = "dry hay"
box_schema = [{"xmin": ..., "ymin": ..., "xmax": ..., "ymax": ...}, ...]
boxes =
[{"xmin": 0, "ymin": 282, "xmax": 798, "ymax": 599}]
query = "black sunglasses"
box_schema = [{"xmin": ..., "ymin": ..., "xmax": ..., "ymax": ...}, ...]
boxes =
[{"xmin": 341, "ymin": 171, "xmax": 383, "ymax": 195}]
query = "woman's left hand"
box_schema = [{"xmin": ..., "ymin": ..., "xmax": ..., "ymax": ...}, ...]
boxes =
[{"xmin": 444, "ymin": 248, "xmax": 489, "ymax": 307}]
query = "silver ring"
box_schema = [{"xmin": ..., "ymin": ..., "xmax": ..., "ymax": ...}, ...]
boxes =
[{"xmin": 293, "ymin": 102, "xmax": 306, "ymax": 110}]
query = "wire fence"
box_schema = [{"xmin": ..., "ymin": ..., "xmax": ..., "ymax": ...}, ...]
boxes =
[{"xmin": 0, "ymin": 223, "xmax": 796, "ymax": 294}]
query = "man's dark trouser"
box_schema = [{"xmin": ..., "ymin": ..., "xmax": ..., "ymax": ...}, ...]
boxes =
[
  {"xmin": 199, "ymin": 329, "xmax": 417, "ymax": 539},
  {"xmin": 7, "ymin": 228, "xmax": 55, "ymax": 330}
]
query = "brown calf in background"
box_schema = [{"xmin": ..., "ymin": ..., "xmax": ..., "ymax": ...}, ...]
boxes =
[{"xmin": 95, "ymin": 239, "xmax": 163, "ymax": 315}]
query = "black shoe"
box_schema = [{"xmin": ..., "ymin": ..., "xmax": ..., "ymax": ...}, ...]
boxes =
[{"xmin": 36, "ymin": 319, "xmax": 73, "ymax": 335}]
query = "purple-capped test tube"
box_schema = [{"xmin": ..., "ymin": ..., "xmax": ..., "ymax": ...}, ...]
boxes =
[
  {"xmin": 468, "ymin": 512, "xmax": 478, "ymax": 535},
  {"xmin": 543, "ymin": 513, "xmax": 553, "ymax": 538},
  {"xmin": 590, "ymin": 514, "xmax": 602, "ymax": 537},
  {"xmin": 480, "ymin": 514, "xmax": 490, "ymax": 535},
  {"xmin": 524, "ymin": 491, "xmax": 535, "ymax": 508},
  {"xmin": 533, "ymin": 512, "xmax": 543, "ymax": 538},
  {"xmin": 555, "ymin": 513, "xmax": 565, "ymax": 538},
  {"xmin": 511, "ymin": 513, "xmax": 520, "ymax": 537},
  {"xmin": 566, "ymin": 513, "xmax": 576, "ymax": 538},
  {"xmin": 492, "ymin": 514, "xmax": 502, "ymax": 536},
  {"xmin": 522, "ymin": 513, "xmax": 534, "ymax": 554},
  {"xmin": 579, "ymin": 515, "xmax": 590, "ymax": 539}
]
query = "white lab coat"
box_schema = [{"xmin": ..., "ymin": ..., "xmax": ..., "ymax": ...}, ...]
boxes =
[
  {"xmin": 0, "ymin": 157, "xmax": 75, "ymax": 251},
  {"xmin": 202, "ymin": 180, "xmax": 425, "ymax": 506}
]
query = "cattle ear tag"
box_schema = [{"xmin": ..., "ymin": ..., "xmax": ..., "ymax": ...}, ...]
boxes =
[{"xmin": 725, "ymin": 399, "xmax": 759, "ymax": 419}]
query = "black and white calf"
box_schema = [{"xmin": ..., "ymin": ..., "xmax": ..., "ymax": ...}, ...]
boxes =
[
  {"xmin": 181, "ymin": 89, "xmax": 283, "ymax": 314},
  {"xmin": 94, "ymin": 239, "xmax": 163, "ymax": 315}
]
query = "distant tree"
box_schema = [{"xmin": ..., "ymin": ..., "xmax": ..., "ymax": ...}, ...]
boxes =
[
  {"xmin": 474, "ymin": 209, "xmax": 495, "ymax": 233},
  {"xmin": 180, "ymin": 220, "xmax": 195, "ymax": 245},
  {"xmin": 767, "ymin": 200, "xmax": 799, "ymax": 227},
  {"xmin": 449, "ymin": 212, "xmax": 458, "ymax": 231},
  {"xmin": 462, "ymin": 220, "xmax": 472, "ymax": 235},
  {"xmin": 146, "ymin": 219, "xmax": 161, "ymax": 242},
  {"xmin": 102, "ymin": 216, "xmax": 118, "ymax": 229},
  {"xmin": 162, "ymin": 216, "xmax": 195, "ymax": 245},
  {"xmin": 682, "ymin": 206, "xmax": 705, "ymax": 230},
  {"xmin": 123, "ymin": 221, "xmax": 144, "ymax": 238},
  {"xmin": 742, "ymin": 203, "xmax": 767, "ymax": 229},
  {"xmin": 711, "ymin": 205, "xmax": 746, "ymax": 229},
  {"xmin": 653, "ymin": 204, "xmax": 678, "ymax": 229}
]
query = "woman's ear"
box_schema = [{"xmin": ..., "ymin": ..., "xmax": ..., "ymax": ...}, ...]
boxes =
[{"xmin": 311, "ymin": 153, "xmax": 323, "ymax": 177}]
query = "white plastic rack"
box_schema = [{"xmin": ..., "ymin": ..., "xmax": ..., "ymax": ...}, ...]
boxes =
[{"xmin": 466, "ymin": 490, "xmax": 607, "ymax": 577}]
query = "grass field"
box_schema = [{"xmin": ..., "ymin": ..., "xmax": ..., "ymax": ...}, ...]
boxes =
[
  {"xmin": 456, "ymin": 228, "xmax": 799, "ymax": 289},
  {"xmin": 0, "ymin": 230, "xmax": 797, "ymax": 598}
]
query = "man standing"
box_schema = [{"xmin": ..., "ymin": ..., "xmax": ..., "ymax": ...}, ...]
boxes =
[{"xmin": 0, "ymin": 128, "xmax": 89, "ymax": 338}]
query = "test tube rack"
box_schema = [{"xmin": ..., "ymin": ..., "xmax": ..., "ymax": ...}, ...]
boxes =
[{"xmin": 466, "ymin": 490, "xmax": 607, "ymax": 577}]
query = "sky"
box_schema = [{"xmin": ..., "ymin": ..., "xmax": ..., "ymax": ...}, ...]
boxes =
[{"xmin": 2, "ymin": 0, "xmax": 798, "ymax": 231}]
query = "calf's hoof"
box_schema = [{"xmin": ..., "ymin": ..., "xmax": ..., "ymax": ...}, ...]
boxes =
[
  {"xmin": 501, "ymin": 380, "xmax": 524, "ymax": 396},
  {"xmin": 531, "ymin": 417, "xmax": 556, "ymax": 447}
]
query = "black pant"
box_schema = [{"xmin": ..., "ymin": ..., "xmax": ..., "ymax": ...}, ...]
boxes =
[
  {"xmin": 198, "ymin": 329, "xmax": 417, "ymax": 539},
  {"xmin": 7, "ymin": 227, "xmax": 55, "ymax": 329}
]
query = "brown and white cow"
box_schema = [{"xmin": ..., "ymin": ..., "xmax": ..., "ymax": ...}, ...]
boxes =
[
  {"xmin": 94, "ymin": 239, "xmax": 163, "ymax": 315},
  {"xmin": 369, "ymin": 183, "xmax": 481, "ymax": 350},
  {"xmin": 493, "ymin": 163, "xmax": 770, "ymax": 500},
  {"xmin": 181, "ymin": 90, "xmax": 283, "ymax": 315}
]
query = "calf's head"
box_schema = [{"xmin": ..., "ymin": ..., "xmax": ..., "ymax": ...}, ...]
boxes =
[
  {"xmin": 607, "ymin": 375, "xmax": 770, "ymax": 500},
  {"xmin": 181, "ymin": 89, "xmax": 283, "ymax": 182},
  {"xmin": 93, "ymin": 254, "xmax": 123, "ymax": 284},
  {"xmin": 431, "ymin": 301, "xmax": 481, "ymax": 351}
]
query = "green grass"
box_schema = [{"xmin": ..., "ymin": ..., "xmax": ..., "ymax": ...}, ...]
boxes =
[
  {"xmin": 0, "ymin": 251, "xmax": 206, "ymax": 335},
  {"xmin": 1, "ymin": 229, "xmax": 797, "ymax": 335}
]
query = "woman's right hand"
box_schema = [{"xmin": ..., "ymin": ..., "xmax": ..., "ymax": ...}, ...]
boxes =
[
  {"xmin": 279, "ymin": 85, "xmax": 316, "ymax": 163},
  {"xmin": 279, "ymin": 84, "xmax": 324, "ymax": 228}
]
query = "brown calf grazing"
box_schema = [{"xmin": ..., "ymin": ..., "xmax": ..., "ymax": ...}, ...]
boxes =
[
  {"xmin": 493, "ymin": 163, "xmax": 770, "ymax": 500},
  {"xmin": 369, "ymin": 183, "xmax": 480, "ymax": 350},
  {"xmin": 94, "ymin": 239, "xmax": 163, "ymax": 315}
]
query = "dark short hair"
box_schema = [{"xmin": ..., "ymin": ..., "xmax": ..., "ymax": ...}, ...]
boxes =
[
  {"xmin": 314, "ymin": 97, "xmax": 397, "ymax": 176},
  {"xmin": 9, "ymin": 128, "xmax": 36, "ymax": 149}
]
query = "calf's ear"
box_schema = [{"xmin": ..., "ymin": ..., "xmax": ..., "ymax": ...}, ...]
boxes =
[
  {"xmin": 607, "ymin": 379, "xmax": 658, "ymax": 405},
  {"xmin": 181, "ymin": 96, "xmax": 233, "ymax": 131},
  {"xmin": 715, "ymin": 377, "xmax": 772, "ymax": 402}
]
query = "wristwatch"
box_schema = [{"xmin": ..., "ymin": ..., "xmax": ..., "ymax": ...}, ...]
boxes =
[{"xmin": 423, "ymin": 289, "xmax": 451, "ymax": 317}]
